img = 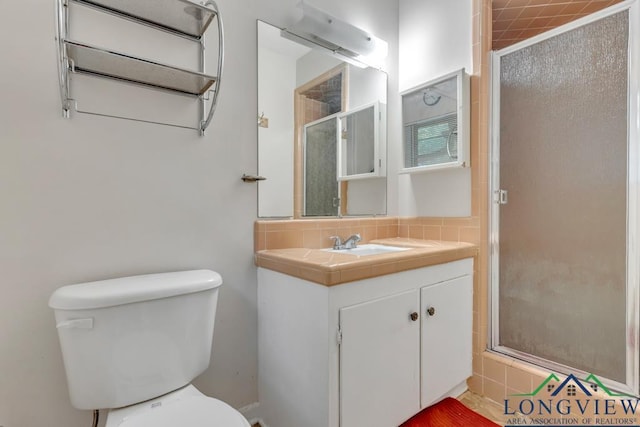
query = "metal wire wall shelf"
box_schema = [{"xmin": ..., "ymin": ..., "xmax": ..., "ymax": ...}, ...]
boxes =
[{"xmin": 55, "ymin": 0, "xmax": 224, "ymax": 134}]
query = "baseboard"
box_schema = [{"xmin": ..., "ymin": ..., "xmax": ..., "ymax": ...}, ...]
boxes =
[
  {"xmin": 239, "ymin": 382, "xmax": 469, "ymax": 426},
  {"xmin": 429, "ymin": 380, "xmax": 470, "ymax": 406},
  {"xmin": 239, "ymin": 401, "xmax": 266, "ymax": 427},
  {"xmin": 450, "ymin": 381, "xmax": 470, "ymax": 399}
]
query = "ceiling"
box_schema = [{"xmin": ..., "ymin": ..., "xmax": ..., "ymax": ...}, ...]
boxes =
[{"xmin": 492, "ymin": 0, "xmax": 623, "ymax": 50}]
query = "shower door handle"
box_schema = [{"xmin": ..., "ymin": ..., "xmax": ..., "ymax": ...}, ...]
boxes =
[{"xmin": 495, "ymin": 189, "xmax": 508, "ymax": 205}]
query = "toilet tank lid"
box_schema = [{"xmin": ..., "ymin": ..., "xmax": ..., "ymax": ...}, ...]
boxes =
[{"xmin": 49, "ymin": 270, "xmax": 222, "ymax": 310}]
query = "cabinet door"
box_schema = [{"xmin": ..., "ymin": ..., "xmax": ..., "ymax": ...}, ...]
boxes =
[
  {"xmin": 339, "ymin": 289, "xmax": 420, "ymax": 427},
  {"xmin": 421, "ymin": 275, "xmax": 473, "ymax": 407}
]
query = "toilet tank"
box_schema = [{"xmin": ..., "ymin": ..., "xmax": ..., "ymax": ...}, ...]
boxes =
[{"xmin": 49, "ymin": 270, "xmax": 222, "ymax": 410}]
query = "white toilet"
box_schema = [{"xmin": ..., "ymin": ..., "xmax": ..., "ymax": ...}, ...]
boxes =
[{"xmin": 48, "ymin": 270, "xmax": 251, "ymax": 427}]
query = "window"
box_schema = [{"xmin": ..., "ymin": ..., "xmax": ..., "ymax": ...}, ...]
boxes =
[{"xmin": 404, "ymin": 113, "xmax": 457, "ymax": 168}]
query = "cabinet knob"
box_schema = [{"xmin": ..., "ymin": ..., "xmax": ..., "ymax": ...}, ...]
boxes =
[
  {"xmin": 410, "ymin": 312, "xmax": 419, "ymax": 321},
  {"xmin": 427, "ymin": 307, "xmax": 436, "ymax": 317}
]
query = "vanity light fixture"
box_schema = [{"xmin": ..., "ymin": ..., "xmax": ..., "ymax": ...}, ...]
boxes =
[{"xmin": 281, "ymin": 1, "xmax": 388, "ymax": 69}]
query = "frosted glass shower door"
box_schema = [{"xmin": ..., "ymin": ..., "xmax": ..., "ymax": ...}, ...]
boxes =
[
  {"xmin": 492, "ymin": 10, "xmax": 631, "ymax": 387},
  {"xmin": 304, "ymin": 116, "xmax": 339, "ymax": 216}
]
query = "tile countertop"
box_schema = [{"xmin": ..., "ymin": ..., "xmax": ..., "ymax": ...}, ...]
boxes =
[{"xmin": 254, "ymin": 238, "xmax": 478, "ymax": 286}]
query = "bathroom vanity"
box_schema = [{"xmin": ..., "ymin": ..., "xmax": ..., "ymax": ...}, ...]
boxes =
[{"xmin": 256, "ymin": 239, "xmax": 475, "ymax": 427}]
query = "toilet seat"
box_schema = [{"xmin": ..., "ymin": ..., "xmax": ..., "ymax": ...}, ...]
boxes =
[{"xmin": 118, "ymin": 396, "xmax": 250, "ymax": 427}]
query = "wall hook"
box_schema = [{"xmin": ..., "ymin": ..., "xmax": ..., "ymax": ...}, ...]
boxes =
[
  {"xmin": 258, "ymin": 112, "xmax": 269, "ymax": 128},
  {"xmin": 242, "ymin": 174, "xmax": 267, "ymax": 182}
]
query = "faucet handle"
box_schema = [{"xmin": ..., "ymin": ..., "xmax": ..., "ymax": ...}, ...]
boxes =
[{"xmin": 329, "ymin": 236, "xmax": 343, "ymax": 249}]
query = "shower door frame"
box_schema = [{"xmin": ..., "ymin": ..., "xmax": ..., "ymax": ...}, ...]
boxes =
[{"xmin": 489, "ymin": 0, "xmax": 640, "ymax": 395}]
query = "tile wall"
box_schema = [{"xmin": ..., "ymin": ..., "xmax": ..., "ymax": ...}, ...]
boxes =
[
  {"xmin": 469, "ymin": 0, "xmax": 556, "ymax": 404},
  {"xmin": 254, "ymin": 217, "xmax": 398, "ymax": 252},
  {"xmin": 492, "ymin": 0, "xmax": 624, "ymax": 50}
]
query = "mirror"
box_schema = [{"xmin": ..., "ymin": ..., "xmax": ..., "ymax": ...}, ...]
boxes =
[
  {"xmin": 401, "ymin": 69, "xmax": 470, "ymax": 173},
  {"xmin": 257, "ymin": 20, "xmax": 387, "ymax": 218}
]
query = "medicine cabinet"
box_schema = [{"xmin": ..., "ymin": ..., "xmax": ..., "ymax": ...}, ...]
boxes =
[
  {"xmin": 55, "ymin": 0, "xmax": 224, "ymax": 134},
  {"xmin": 303, "ymin": 102, "xmax": 384, "ymax": 186},
  {"xmin": 338, "ymin": 102, "xmax": 382, "ymax": 180},
  {"xmin": 401, "ymin": 69, "xmax": 469, "ymax": 173}
]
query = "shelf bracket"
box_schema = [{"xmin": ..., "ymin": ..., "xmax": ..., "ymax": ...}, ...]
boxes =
[
  {"xmin": 199, "ymin": 0, "xmax": 224, "ymax": 135},
  {"xmin": 55, "ymin": 0, "xmax": 71, "ymax": 118}
]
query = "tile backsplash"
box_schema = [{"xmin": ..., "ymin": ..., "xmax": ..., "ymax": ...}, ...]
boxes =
[
  {"xmin": 254, "ymin": 216, "xmax": 480, "ymax": 252},
  {"xmin": 398, "ymin": 217, "xmax": 480, "ymax": 244},
  {"xmin": 254, "ymin": 217, "xmax": 398, "ymax": 252}
]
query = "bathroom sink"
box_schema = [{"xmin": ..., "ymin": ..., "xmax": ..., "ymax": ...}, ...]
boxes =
[{"xmin": 323, "ymin": 244, "xmax": 410, "ymax": 256}]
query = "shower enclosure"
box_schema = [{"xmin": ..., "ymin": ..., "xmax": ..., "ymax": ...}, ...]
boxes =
[{"xmin": 490, "ymin": 1, "xmax": 640, "ymax": 394}]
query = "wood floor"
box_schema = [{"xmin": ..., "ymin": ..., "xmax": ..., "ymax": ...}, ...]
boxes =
[{"xmin": 250, "ymin": 391, "xmax": 511, "ymax": 426}]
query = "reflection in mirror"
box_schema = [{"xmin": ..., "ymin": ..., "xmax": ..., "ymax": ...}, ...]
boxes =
[
  {"xmin": 401, "ymin": 69, "xmax": 469, "ymax": 172},
  {"xmin": 339, "ymin": 103, "xmax": 380, "ymax": 179},
  {"xmin": 305, "ymin": 117, "xmax": 339, "ymax": 216},
  {"xmin": 257, "ymin": 20, "xmax": 387, "ymax": 218}
]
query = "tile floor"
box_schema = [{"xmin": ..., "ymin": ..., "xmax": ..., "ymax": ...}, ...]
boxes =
[{"xmin": 459, "ymin": 391, "xmax": 509, "ymax": 426}]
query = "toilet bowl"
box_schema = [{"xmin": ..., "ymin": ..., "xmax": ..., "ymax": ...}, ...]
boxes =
[
  {"xmin": 49, "ymin": 270, "xmax": 250, "ymax": 427},
  {"xmin": 105, "ymin": 385, "xmax": 249, "ymax": 427}
]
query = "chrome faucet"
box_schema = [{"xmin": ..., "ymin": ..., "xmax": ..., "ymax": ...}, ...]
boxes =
[
  {"xmin": 343, "ymin": 233, "xmax": 362, "ymax": 249},
  {"xmin": 329, "ymin": 233, "xmax": 362, "ymax": 250}
]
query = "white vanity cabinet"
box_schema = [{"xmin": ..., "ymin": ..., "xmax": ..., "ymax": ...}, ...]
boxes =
[
  {"xmin": 339, "ymin": 289, "xmax": 421, "ymax": 427},
  {"xmin": 257, "ymin": 258, "xmax": 473, "ymax": 427},
  {"xmin": 420, "ymin": 275, "xmax": 473, "ymax": 407}
]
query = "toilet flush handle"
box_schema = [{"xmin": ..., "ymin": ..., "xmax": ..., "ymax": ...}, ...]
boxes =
[{"xmin": 56, "ymin": 318, "xmax": 94, "ymax": 329}]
